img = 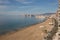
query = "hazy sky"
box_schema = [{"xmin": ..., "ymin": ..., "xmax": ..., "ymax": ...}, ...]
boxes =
[{"xmin": 0, "ymin": 0, "xmax": 58, "ymax": 15}]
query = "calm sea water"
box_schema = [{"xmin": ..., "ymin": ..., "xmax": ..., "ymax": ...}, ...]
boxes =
[{"xmin": 0, "ymin": 15, "xmax": 46, "ymax": 35}]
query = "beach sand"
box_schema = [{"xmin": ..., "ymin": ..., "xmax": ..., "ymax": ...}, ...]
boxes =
[{"xmin": 0, "ymin": 18, "xmax": 54, "ymax": 40}]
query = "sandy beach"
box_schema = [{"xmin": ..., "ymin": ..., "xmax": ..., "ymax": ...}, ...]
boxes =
[{"xmin": 0, "ymin": 18, "xmax": 54, "ymax": 40}]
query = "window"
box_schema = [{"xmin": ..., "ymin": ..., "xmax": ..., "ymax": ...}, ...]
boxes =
[
  {"xmin": 59, "ymin": 13, "xmax": 60, "ymax": 15},
  {"xmin": 59, "ymin": 25, "xmax": 60, "ymax": 27},
  {"xmin": 58, "ymin": 34, "xmax": 60, "ymax": 36}
]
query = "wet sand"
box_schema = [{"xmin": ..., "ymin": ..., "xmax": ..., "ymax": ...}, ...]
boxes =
[{"xmin": 0, "ymin": 18, "xmax": 54, "ymax": 40}]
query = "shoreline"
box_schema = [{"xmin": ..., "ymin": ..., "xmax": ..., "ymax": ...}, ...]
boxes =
[
  {"xmin": 0, "ymin": 18, "xmax": 47, "ymax": 36},
  {"xmin": 0, "ymin": 18, "xmax": 53, "ymax": 40}
]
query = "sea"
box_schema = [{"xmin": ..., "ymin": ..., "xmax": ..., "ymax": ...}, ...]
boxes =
[{"xmin": 0, "ymin": 15, "xmax": 46, "ymax": 35}]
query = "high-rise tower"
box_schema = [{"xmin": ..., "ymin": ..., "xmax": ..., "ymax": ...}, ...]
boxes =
[
  {"xmin": 56, "ymin": 0, "xmax": 60, "ymax": 40},
  {"xmin": 50, "ymin": 0, "xmax": 60, "ymax": 40}
]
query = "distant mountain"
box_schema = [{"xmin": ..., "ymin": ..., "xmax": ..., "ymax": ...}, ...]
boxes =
[
  {"xmin": 36, "ymin": 13, "xmax": 55, "ymax": 16},
  {"xmin": 42, "ymin": 13, "xmax": 55, "ymax": 15}
]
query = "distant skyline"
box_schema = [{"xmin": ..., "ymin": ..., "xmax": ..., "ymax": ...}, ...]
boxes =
[{"xmin": 0, "ymin": 0, "xmax": 58, "ymax": 15}]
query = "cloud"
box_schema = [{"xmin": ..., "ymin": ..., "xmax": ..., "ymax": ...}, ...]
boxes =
[
  {"xmin": 0, "ymin": 5, "xmax": 19, "ymax": 10},
  {"xmin": 0, "ymin": 5, "xmax": 8, "ymax": 11},
  {"xmin": 16, "ymin": 0, "xmax": 27, "ymax": 2},
  {"xmin": 0, "ymin": 5, "xmax": 56, "ymax": 15},
  {"xmin": 0, "ymin": 5, "xmax": 7, "ymax": 8},
  {"xmin": 22, "ymin": 2, "xmax": 32, "ymax": 4},
  {"xmin": 16, "ymin": 0, "xmax": 32, "ymax": 4},
  {"xmin": 0, "ymin": 0, "xmax": 10, "ymax": 4}
]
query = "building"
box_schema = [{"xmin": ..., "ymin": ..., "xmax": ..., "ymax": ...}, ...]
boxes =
[{"xmin": 53, "ymin": 0, "xmax": 60, "ymax": 40}]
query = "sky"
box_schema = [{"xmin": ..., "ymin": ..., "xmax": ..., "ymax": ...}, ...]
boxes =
[{"xmin": 0, "ymin": 0, "xmax": 58, "ymax": 15}]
